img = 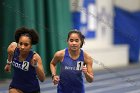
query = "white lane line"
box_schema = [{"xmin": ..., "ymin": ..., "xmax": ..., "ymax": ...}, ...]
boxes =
[
  {"xmin": 125, "ymin": 89, "xmax": 140, "ymax": 93},
  {"xmin": 88, "ymin": 81, "xmax": 140, "ymax": 93},
  {"xmin": 95, "ymin": 68, "xmax": 140, "ymax": 80}
]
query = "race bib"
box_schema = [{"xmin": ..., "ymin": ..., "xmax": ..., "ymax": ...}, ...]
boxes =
[
  {"xmin": 22, "ymin": 61, "xmax": 29, "ymax": 71},
  {"xmin": 76, "ymin": 61, "xmax": 84, "ymax": 70}
]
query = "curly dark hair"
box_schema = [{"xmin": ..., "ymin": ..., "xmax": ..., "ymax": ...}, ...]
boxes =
[
  {"xmin": 15, "ymin": 27, "xmax": 39, "ymax": 45},
  {"xmin": 67, "ymin": 29, "xmax": 85, "ymax": 48}
]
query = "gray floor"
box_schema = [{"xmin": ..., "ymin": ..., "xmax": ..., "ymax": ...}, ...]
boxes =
[{"xmin": 0, "ymin": 63, "xmax": 140, "ymax": 93}]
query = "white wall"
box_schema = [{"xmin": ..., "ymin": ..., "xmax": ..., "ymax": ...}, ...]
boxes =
[
  {"xmin": 83, "ymin": 0, "xmax": 114, "ymax": 49},
  {"xmin": 96, "ymin": 0, "xmax": 114, "ymax": 47},
  {"xmin": 115, "ymin": 0, "xmax": 140, "ymax": 12},
  {"xmin": 70, "ymin": 0, "xmax": 129, "ymax": 70},
  {"xmin": 82, "ymin": 0, "xmax": 129, "ymax": 70}
]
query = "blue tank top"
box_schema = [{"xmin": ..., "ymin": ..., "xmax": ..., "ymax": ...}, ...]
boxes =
[
  {"xmin": 57, "ymin": 48, "xmax": 85, "ymax": 93},
  {"xmin": 10, "ymin": 48, "xmax": 40, "ymax": 92}
]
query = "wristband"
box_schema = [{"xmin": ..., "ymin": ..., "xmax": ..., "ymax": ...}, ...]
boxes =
[
  {"xmin": 52, "ymin": 74, "xmax": 56, "ymax": 79},
  {"xmin": 7, "ymin": 59, "xmax": 12, "ymax": 65},
  {"xmin": 33, "ymin": 62, "xmax": 38, "ymax": 68}
]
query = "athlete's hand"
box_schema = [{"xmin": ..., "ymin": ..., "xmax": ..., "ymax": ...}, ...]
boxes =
[
  {"xmin": 52, "ymin": 75, "xmax": 60, "ymax": 85},
  {"xmin": 82, "ymin": 65, "xmax": 88, "ymax": 74},
  {"xmin": 4, "ymin": 64, "xmax": 11, "ymax": 72},
  {"xmin": 32, "ymin": 58, "xmax": 38, "ymax": 68}
]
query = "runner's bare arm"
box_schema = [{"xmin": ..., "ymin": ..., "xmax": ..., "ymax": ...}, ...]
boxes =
[
  {"xmin": 83, "ymin": 52, "xmax": 94, "ymax": 83},
  {"xmin": 32, "ymin": 53, "xmax": 46, "ymax": 82}
]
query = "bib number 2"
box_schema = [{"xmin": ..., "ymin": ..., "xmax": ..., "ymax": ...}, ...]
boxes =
[{"xmin": 22, "ymin": 61, "xmax": 29, "ymax": 71}]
